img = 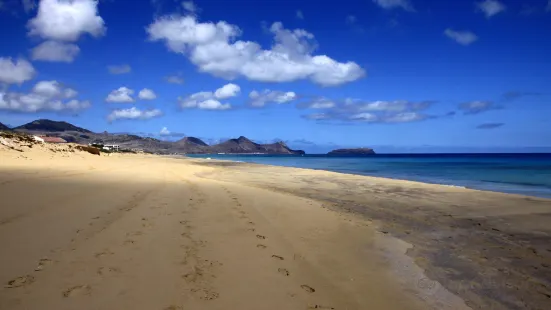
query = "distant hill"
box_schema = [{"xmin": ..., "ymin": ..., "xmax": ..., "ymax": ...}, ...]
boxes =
[
  {"xmin": 173, "ymin": 137, "xmax": 209, "ymax": 153},
  {"xmin": 0, "ymin": 122, "xmax": 10, "ymax": 131},
  {"xmin": 13, "ymin": 119, "xmax": 306, "ymax": 155},
  {"xmin": 15, "ymin": 119, "xmax": 92, "ymax": 133},
  {"xmin": 210, "ymin": 136, "xmax": 304, "ymax": 155}
]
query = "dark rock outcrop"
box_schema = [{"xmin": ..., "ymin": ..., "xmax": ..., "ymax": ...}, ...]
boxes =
[
  {"xmin": 327, "ymin": 148, "xmax": 375, "ymax": 155},
  {"xmin": 0, "ymin": 122, "xmax": 10, "ymax": 131}
]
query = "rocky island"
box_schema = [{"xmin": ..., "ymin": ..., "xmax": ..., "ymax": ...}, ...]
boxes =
[{"xmin": 327, "ymin": 148, "xmax": 376, "ymax": 155}]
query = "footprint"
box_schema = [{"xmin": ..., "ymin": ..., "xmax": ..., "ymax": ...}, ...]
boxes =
[
  {"xmin": 97, "ymin": 267, "xmax": 121, "ymax": 276},
  {"xmin": 278, "ymin": 268, "xmax": 290, "ymax": 276},
  {"xmin": 35, "ymin": 258, "xmax": 53, "ymax": 271},
  {"xmin": 256, "ymin": 235, "xmax": 266, "ymax": 240},
  {"xmin": 95, "ymin": 250, "xmax": 114, "ymax": 258},
  {"xmin": 164, "ymin": 306, "xmax": 183, "ymax": 310},
  {"xmin": 63, "ymin": 285, "xmax": 91, "ymax": 297},
  {"xmin": 308, "ymin": 305, "xmax": 335, "ymax": 309},
  {"xmin": 123, "ymin": 239, "xmax": 135, "ymax": 245},
  {"xmin": 5, "ymin": 275, "xmax": 35, "ymax": 288},
  {"xmin": 247, "ymin": 221, "xmax": 255, "ymax": 225},
  {"xmin": 257, "ymin": 244, "xmax": 267, "ymax": 249},
  {"xmin": 272, "ymin": 255, "xmax": 284, "ymax": 260},
  {"xmin": 301, "ymin": 285, "xmax": 316, "ymax": 293}
]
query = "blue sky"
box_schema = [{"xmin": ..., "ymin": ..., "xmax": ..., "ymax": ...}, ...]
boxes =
[{"xmin": 0, "ymin": 0, "xmax": 550, "ymax": 153}]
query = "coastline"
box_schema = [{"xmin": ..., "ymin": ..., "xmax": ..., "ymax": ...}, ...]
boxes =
[
  {"xmin": 1, "ymin": 143, "xmax": 550, "ymax": 309},
  {"xmin": 186, "ymin": 154, "xmax": 551, "ymax": 199}
]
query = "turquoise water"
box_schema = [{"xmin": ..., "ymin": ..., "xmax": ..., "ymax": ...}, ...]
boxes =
[{"xmin": 187, "ymin": 154, "xmax": 551, "ymax": 198}]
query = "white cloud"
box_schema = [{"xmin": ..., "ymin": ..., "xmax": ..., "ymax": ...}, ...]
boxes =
[
  {"xmin": 372, "ymin": 0, "xmax": 414, "ymax": 11},
  {"xmin": 178, "ymin": 84, "xmax": 237, "ymax": 110},
  {"xmin": 165, "ymin": 75, "xmax": 184, "ymax": 84},
  {"xmin": 147, "ymin": 17, "xmax": 365, "ymax": 86},
  {"xmin": 249, "ymin": 90, "xmax": 297, "ymax": 107},
  {"xmin": 178, "ymin": 92, "xmax": 231, "ymax": 110},
  {"xmin": 214, "ymin": 83, "xmax": 240, "ymax": 99},
  {"xmin": 444, "ymin": 29, "xmax": 478, "ymax": 46},
  {"xmin": 0, "ymin": 80, "xmax": 90, "ymax": 113},
  {"xmin": 64, "ymin": 88, "xmax": 78, "ymax": 98},
  {"xmin": 27, "ymin": 0, "xmax": 106, "ymax": 42},
  {"xmin": 182, "ymin": 1, "xmax": 197, "ymax": 13},
  {"xmin": 306, "ymin": 98, "xmax": 335, "ymax": 109},
  {"xmin": 33, "ymin": 80, "xmax": 61, "ymax": 96},
  {"xmin": 31, "ymin": 40, "xmax": 80, "ymax": 62},
  {"xmin": 350, "ymin": 112, "xmax": 378, "ymax": 122},
  {"xmin": 107, "ymin": 64, "xmax": 131, "ymax": 74},
  {"xmin": 106, "ymin": 87, "xmax": 135, "ymax": 103},
  {"xmin": 160, "ymin": 126, "xmax": 170, "ymax": 135},
  {"xmin": 476, "ymin": 0, "xmax": 506, "ymax": 18},
  {"xmin": 296, "ymin": 10, "xmax": 304, "ymax": 19},
  {"xmin": 384, "ymin": 112, "xmax": 427, "ymax": 123},
  {"xmin": 107, "ymin": 107, "xmax": 162, "ymax": 121},
  {"xmin": 138, "ymin": 88, "xmax": 157, "ymax": 100},
  {"xmin": 0, "ymin": 57, "xmax": 36, "ymax": 84}
]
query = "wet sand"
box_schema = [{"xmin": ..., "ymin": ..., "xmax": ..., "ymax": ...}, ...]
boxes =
[{"xmin": 0, "ymin": 143, "xmax": 550, "ymax": 309}]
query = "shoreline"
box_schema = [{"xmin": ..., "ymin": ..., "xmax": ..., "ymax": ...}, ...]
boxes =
[
  {"xmin": 187, "ymin": 156, "xmax": 551, "ymax": 200},
  {"xmin": 1, "ymin": 142, "xmax": 550, "ymax": 309}
]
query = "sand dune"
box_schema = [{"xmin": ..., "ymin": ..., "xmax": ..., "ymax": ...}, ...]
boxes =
[{"xmin": 0, "ymin": 140, "xmax": 550, "ymax": 309}]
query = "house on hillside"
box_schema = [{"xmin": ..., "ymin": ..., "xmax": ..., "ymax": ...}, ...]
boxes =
[
  {"xmin": 103, "ymin": 144, "xmax": 120, "ymax": 152},
  {"xmin": 40, "ymin": 136, "xmax": 67, "ymax": 143},
  {"xmin": 32, "ymin": 136, "xmax": 44, "ymax": 143}
]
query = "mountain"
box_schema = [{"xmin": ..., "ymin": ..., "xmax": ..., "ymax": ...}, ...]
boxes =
[
  {"xmin": 0, "ymin": 122, "xmax": 10, "ymax": 131},
  {"xmin": 327, "ymin": 148, "xmax": 375, "ymax": 155},
  {"xmin": 173, "ymin": 137, "xmax": 209, "ymax": 153},
  {"xmin": 12, "ymin": 119, "xmax": 306, "ymax": 155},
  {"xmin": 210, "ymin": 136, "xmax": 304, "ymax": 155},
  {"xmin": 15, "ymin": 119, "xmax": 92, "ymax": 133}
]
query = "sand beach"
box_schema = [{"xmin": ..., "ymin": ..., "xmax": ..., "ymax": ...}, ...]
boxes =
[{"xmin": 1, "ymin": 139, "xmax": 550, "ymax": 310}]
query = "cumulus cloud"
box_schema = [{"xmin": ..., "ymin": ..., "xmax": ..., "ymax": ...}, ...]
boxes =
[
  {"xmin": 165, "ymin": 75, "xmax": 184, "ymax": 84},
  {"xmin": 296, "ymin": 10, "xmax": 304, "ymax": 19},
  {"xmin": 476, "ymin": 0, "xmax": 506, "ymax": 18},
  {"xmin": 138, "ymin": 88, "xmax": 157, "ymax": 100},
  {"xmin": 372, "ymin": 0, "xmax": 414, "ymax": 11},
  {"xmin": 459, "ymin": 101, "xmax": 499, "ymax": 114},
  {"xmin": 0, "ymin": 80, "xmax": 90, "ymax": 113},
  {"xmin": 444, "ymin": 29, "xmax": 478, "ymax": 46},
  {"xmin": 178, "ymin": 93, "xmax": 231, "ymax": 110},
  {"xmin": 301, "ymin": 98, "xmax": 436, "ymax": 124},
  {"xmin": 27, "ymin": 0, "xmax": 106, "ymax": 42},
  {"xmin": 0, "ymin": 57, "xmax": 36, "ymax": 84},
  {"xmin": 214, "ymin": 83, "xmax": 240, "ymax": 99},
  {"xmin": 108, "ymin": 64, "xmax": 131, "ymax": 74},
  {"xmin": 249, "ymin": 90, "xmax": 297, "ymax": 107},
  {"xmin": 177, "ymin": 83, "xmax": 239, "ymax": 110},
  {"xmin": 477, "ymin": 123, "xmax": 504, "ymax": 129},
  {"xmin": 160, "ymin": 126, "xmax": 170, "ymax": 135},
  {"xmin": 107, "ymin": 107, "xmax": 162, "ymax": 121},
  {"xmin": 147, "ymin": 16, "xmax": 365, "ymax": 86},
  {"xmin": 31, "ymin": 40, "xmax": 80, "ymax": 62},
  {"xmin": 106, "ymin": 87, "xmax": 135, "ymax": 103}
]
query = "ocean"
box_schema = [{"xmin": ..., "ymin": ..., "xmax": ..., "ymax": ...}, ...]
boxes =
[{"xmin": 187, "ymin": 153, "xmax": 551, "ymax": 198}]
